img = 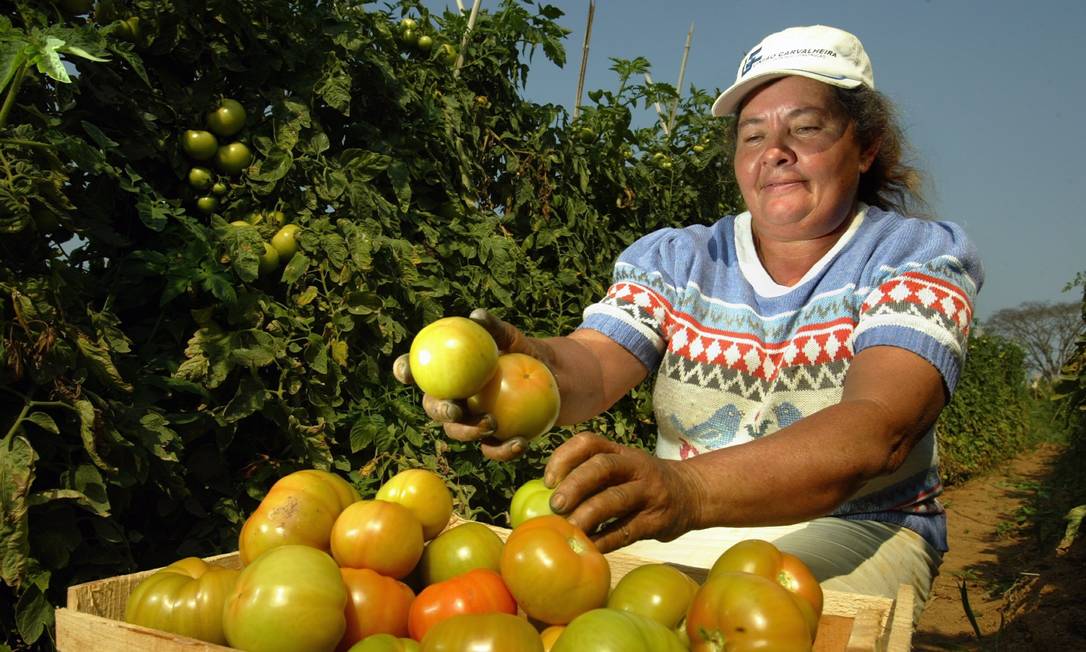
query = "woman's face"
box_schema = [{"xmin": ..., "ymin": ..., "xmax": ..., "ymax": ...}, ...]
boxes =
[{"xmin": 733, "ymin": 76, "xmax": 876, "ymax": 243}]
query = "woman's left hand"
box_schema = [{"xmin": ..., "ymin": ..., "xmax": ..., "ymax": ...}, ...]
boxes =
[{"xmin": 543, "ymin": 432, "xmax": 704, "ymax": 553}]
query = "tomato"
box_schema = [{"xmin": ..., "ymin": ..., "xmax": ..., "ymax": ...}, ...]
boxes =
[
  {"xmin": 230, "ymin": 220, "xmax": 251, "ymax": 228},
  {"xmin": 238, "ymin": 469, "xmax": 360, "ymax": 565},
  {"xmin": 331, "ymin": 500, "xmax": 424, "ymax": 579},
  {"xmin": 259, "ymin": 242, "xmax": 280, "ymax": 276},
  {"xmin": 508, "ymin": 478, "xmax": 555, "ymax": 528},
  {"xmin": 376, "ymin": 468, "xmax": 453, "ymax": 541},
  {"xmin": 271, "ymin": 223, "xmax": 302, "ymax": 263},
  {"xmin": 207, "ymin": 98, "xmax": 247, "ymax": 137},
  {"xmin": 606, "ymin": 563, "xmax": 699, "ymax": 629},
  {"xmin": 216, "ymin": 141, "xmax": 252, "ymax": 175},
  {"xmin": 577, "ymin": 127, "xmax": 595, "ymax": 145},
  {"xmin": 348, "ymin": 634, "xmax": 421, "ymax": 652},
  {"xmin": 685, "ymin": 572, "xmax": 813, "ymax": 652},
  {"xmin": 438, "ymin": 43, "xmax": 457, "ymax": 66},
  {"xmin": 224, "ymin": 544, "xmax": 348, "ymax": 652},
  {"xmin": 407, "ymin": 568, "xmax": 516, "ymax": 641},
  {"xmin": 267, "ymin": 209, "xmax": 287, "ymax": 226},
  {"xmin": 212, "ymin": 181, "xmax": 228, "ymax": 195},
  {"xmin": 400, "ymin": 29, "xmax": 417, "ymax": 47},
  {"xmin": 707, "ymin": 538, "xmax": 823, "ymax": 636},
  {"xmin": 416, "ymin": 35, "xmax": 433, "ymax": 52},
  {"xmin": 188, "ymin": 166, "xmax": 213, "ymax": 190},
  {"xmin": 466, "ymin": 353, "xmax": 560, "ymax": 442},
  {"xmin": 124, "ymin": 557, "xmax": 239, "ymax": 645},
  {"xmin": 417, "ymin": 521, "xmax": 503, "ymax": 586},
  {"xmin": 499, "ymin": 515, "xmax": 610, "ymax": 625},
  {"xmin": 195, "ymin": 195, "xmax": 218, "ymax": 214},
  {"xmin": 419, "ymin": 613, "xmax": 542, "ymax": 652},
  {"xmin": 339, "ymin": 568, "xmax": 415, "ymax": 650},
  {"xmin": 399, "ymin": 18, "xmax": 418, "ymax": 31},
  {"xmin": 408, "ymin": 317, "xmax": 498, "ymax": 400},
  {"xmin": 539, "ymin": 626, "xmax": 564, "ymax": 651},
  {"xmin": 551, "ymin": 608, "xmax": 688, "ymax": 652},
  {"xmin": 181, "ymin": 130, "xmax": 218, "ymax": 161}
]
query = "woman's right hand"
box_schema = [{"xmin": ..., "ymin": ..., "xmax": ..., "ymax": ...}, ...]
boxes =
[{"xmin": 393, "ymin": 308, "xmax": 557, "ymax": 461}]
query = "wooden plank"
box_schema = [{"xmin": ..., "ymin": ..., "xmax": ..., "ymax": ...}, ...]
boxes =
[
  {"xmin": 885, "ymin": 583, "xmax": 916, "ymax": 652},
  {"xmin": 844, "ymin": 607, "xmax": 883, "ymax": 652},
  {"xmin": 55, "ymin": 609, "xmax": 235, "ymax": 652}
]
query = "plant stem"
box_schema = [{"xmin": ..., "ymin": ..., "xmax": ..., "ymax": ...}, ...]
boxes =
[{"xmin": 0, "ymin": 61, "xmax": 29, "ymax": 130}]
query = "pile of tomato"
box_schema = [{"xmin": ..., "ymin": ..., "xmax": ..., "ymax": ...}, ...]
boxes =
[{"xmin": 124, "ymin": 465, "xmax": 824, "ymax": 652}]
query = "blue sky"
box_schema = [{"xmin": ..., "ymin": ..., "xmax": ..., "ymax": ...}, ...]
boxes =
[{"xmin": 424, "ymin": 0, "xmax": 1086, "ymax": 320}]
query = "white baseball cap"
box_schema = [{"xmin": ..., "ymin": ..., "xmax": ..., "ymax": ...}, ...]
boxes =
[{"xmin": 711, "ymin": 25, "xmax": 874, "ymax": 117}]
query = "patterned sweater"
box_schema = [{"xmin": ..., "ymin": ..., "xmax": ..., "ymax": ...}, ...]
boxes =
[{"xmin": 579, "ymin": 205, "xmax": 983, "ymax": 552}]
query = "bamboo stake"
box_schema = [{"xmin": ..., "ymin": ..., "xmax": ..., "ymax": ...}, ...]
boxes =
[
  {"xmin": 455, "ymin": 0, "xmax": 465, "ymax": 12},
  {"xmin": 667, "ymin": 22, "xmax": 694, "ymax": 134},
  {"xmin": 572, "ymin": 0, "xmax": 596, "ymax": 120},
  {"xmin": 643, "ymin": 72, "xmax": 670, "ymax": 137},
  {"xmin": 454, "ymin": 0, "xmax": 483, "ymax": 78}
]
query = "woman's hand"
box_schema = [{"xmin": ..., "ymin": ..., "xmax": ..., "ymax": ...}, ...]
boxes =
[
  {"xmin": 393, "ymin": 309, "xmax": 556, "ymax": 461},
  {"xmin": 543, "ymin": 432, "xmax": 705, "ymax": 553}
]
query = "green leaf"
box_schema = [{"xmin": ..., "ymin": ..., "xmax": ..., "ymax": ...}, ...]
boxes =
[
  {"xmin": 15, "ymin": 584, "xmax": 51, "ymax": 644},
  {"xmin": 0, "ymin": 435, "xmax": 35, "ymax": 588},
  {"xmin": 229, "ymin": 330, "xmax": 278, "ymax": 368},
  {"xmin": 75, "ymin": 400, "xmax": 117, "ymax": 473},
  {"xmin": 387, "ymin": 160, "xmax": 411, "ymax": 212},
  {"xmin": 0, "ymin": 36, "xmax": 28, "ymax": 96},
  {"xmin": 32, "ymin": 37, "xmax": 70, "ymax": 83},
  {"xmin": 223, "ymin": 376, "xmax": 266, "ymax": 423},
  {"xmin": 75, "ymin": 332, "xmax": 133, "ymax": 393},
  {"xmin": 23, "ymin": 412, "xmax": 58, "ymax": 435},
  {"xmin": 80, "ymin": 121, "xmax": 119, "ymax": 150},
  {"xmin": 282, "ymin": 252, "xmax": 309, "ymax": 285},
  {"xmin": 316, "ymin": 56, "xmax": 352, "ymax": 115}
]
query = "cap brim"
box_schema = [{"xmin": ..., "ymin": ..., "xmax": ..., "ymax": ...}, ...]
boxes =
[{"xmin": 711, "ymin": 70, "xmax": 864, "ymax": 117}]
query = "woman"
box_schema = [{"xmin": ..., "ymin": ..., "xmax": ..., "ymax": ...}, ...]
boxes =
[{"xmin": 396, "ymin": 25, "xmax": 982, "ymax": 614}]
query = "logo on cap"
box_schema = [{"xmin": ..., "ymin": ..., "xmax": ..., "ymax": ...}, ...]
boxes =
[{"xmin": 741, "ymin": 46, "xmax": 763, "ymax": 77}]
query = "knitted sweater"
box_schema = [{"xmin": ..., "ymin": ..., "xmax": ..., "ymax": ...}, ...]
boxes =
[{"xmin": 579, "ymin": 205, "xmax": 983, "ymax": 552}]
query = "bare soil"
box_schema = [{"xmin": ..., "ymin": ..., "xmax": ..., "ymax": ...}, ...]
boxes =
[{"xmin": 913, "ymin": 442, "xmax": 1086, "ymax": 651}]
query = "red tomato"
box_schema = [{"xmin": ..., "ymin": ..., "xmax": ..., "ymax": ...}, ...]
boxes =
[
  {"xmin": 708, "ymin": 539, "xmax": 823, "ymax": 636},
  {"xmin": 331, "ymin": 500, "xmax": 424, "ymax": 579},
  {"xmin": 606, "ymin": 563, "xmax": 699, "ymax": 629},
  {"xmin": 339, "ymin": 568, "xmax": 416, "ymax": 650},
  {"xmin": 419, "ymin": 613, "xmax": 543, "ymax": 652},
  {"xmin": 416, "ymin": 521, "xmax": 504, "ymax": 586},
  {"xmin": 376, "ymin": 468, "xmax": 454, "ymax": 541},
  {"xmin": 685, "ymin": 572, "xmax": 813, "ymax": 652},
  {"xmin": 124, "ymin": 557, "xmax": 239, "ymax": 644},
  {"xmin": 238, "ymin": 469, "xmax": 360, "ymax": 565},
  {"xmin": 407, "ymin": 568, "xmax": 516, "ymax": 641},
  {"xmin": 466, "ymin": 353, "xmax": 559, "ymax": 442},
  {"xmin": 499, "ymin": 515, "xmax": 610, "ymax": 625}
]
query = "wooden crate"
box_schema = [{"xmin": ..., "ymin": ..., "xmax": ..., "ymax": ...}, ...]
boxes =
[{"xmin": 56, "ymin": 517, "xmax": 914, "ymax": 651}]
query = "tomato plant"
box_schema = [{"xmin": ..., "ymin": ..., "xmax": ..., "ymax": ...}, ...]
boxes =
[
  {"xmin": 606, "ymin": 563, "xmax": 699, "ymax": 629},
  {"xmin": 419, "ymin": 613, "xmax": 543, "ymax": 652},
  {"xmin": 407, "ymin": 568, "xmax": 516, "ymax": 641},
  {"xmin": 124, "ymin": 557, "xmax": 239, "ymax": 645},
  {"xmin": 499, "ymin": 515, "xmax": 610, "ymax": 625},
  {"xmin": 508, "ymin": 478, "xmax": 555, "ymax": 528},
  {"xmin": 707, "ymin": 539, "xmax": 823, "ymax": 636},
  {"xmin": 331, "ymin": 499, "xmax": 425, "ymax": 578},
  {"xmin": 238, "ymin": 469, "xmax": 360, "ymax": 565},
  {"xmin": 466, "ymin": 353, "xmax": 560, "ymax": 442},
  {"xmin": 375, "ymin": 468, "xmax": 454, "ymax": 541},
  {"xmin": 551, "ymin": 608, "xmax": 688, "ymax": 652},
  {"xmin": 224, "ymin": 544, "xmax": 348, "ymax": 652},
  {"xmin": 416, "ymin": 521, "xmax": 503, "ymax": 585},
  {"xmin": 409, "ymin": 317, "xmax": 499, "ymax": 399},
  {"xmin": 685, "ymin": 572, "xmax": 813, "ymax": 652},
  {"xmin": 340, "ymin": 567, "xmax": 416, "ymax": 649}
]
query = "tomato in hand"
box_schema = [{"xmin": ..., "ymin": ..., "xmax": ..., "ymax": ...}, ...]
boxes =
[
  {"xmin": 499, "ymin": 515, "xmax": 610, "ymax": 625},
  {"xmin": 339, "ymin": 568, "xmax": 416, "ymax": 650},
  {"xmin": 465, "ymin": 353, "xmax": 559, "ymax": 442},
  {"xmin": 508, "ymin": 478, "xmax": 555, "ymax": 528},
  {"xmin": 685, "ymin": 571, "xmax": 813, "ymax": 652},
  {"xmin": 606, "ymin": 563, "xmax": 699, "ymax": 629},
  {"xmin": 376, "ymin": 468, "xmax": 454, "ymax": 541},
  {"xmin": 124, "ymin": 557, "xmax": 239, "ymax": 645},
  {"xmin": 416, "ymin": 521, "xmax": 503, "ymax": 586},
  {"xmin": 331, "ymin": 499, "xmax": 424, "ymax": 579},
  {"xmin": 408, "ymin": 316, "xmax": 498, "ymax": 400},
  {"xmin": 419, "ymin": 613, "xmax": 542, "ymax": 652},
  {"xmin": 551, "ymin": 608, "xmax": 688, "ymax": 652},
  {"xmin": 708, "ymin": 539, "xmax": 823, "ymax": 636},
  {"xmin": 407, "ymin": 568, "xmax": 516, "ymax": 641}
]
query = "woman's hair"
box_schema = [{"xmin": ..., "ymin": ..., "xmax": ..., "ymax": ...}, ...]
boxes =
[{"xmin": 833, "ymin": 85, "xmax": 929, "ymax": 217}]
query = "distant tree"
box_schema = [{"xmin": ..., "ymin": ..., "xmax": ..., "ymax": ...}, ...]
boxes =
[{"xmin": 984, "ymin": 300, "xmax": 1084, "ymax": 381}]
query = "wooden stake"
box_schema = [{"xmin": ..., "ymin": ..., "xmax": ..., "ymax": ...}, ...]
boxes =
[
  {"xmin": 572, "ymin": 0, "xmax": 596, "ymax": 120},
  {"xmin": 667, "ymin": 22, "xmax": 694, "ymax": 134},
  {"xmin": 454, "ymin": 0, "xmax": 483, "ymax": 77},
  {"xmin": 643, "ymin": 72, "xmax": 670, "ymax": 137},
  {"xmin": 455, "ymin": 0, "xmax": 466, "ymax": 11}
]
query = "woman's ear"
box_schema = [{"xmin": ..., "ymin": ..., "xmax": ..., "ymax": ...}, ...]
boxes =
[{"xmin": 859, "ymin": 137, "xmax": 882, "ymax": 173}]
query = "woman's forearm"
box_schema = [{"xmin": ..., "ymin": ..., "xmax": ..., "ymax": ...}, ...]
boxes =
[{"xmin": 543, "ymin": 330, "xmax": 649, "ymax": 426}]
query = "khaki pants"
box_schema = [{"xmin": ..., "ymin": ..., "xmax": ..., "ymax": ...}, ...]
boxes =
[{"xmin": 617, "ymin": 517, "xmax": 941, "ymax": 622}]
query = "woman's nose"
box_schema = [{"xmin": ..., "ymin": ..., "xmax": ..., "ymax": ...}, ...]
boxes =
[{"xmin": 761, "ymin": 134, "xmax": 796, "ymax": 166}]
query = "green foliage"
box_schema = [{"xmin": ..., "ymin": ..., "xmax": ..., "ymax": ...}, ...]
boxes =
[
  {"xmin": 938, "ymin": 332, "xmax": 1034, "ymax": 485},
  {"xmin": 0, "ymin": 1, "xmax": 739, "ymax": 648}
]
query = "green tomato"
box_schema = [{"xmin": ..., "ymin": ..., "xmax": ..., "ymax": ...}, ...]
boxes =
[
  {"xmin": 606, "ymin": 563, "xmax": 699, "ymax": 629},
  {"xmin": 348, "ymin": 634, "xmax": 420, "ymax": 652},
  {"xmin": 211, "ymin": 181, "xmax": 228, "ymax": 195},
  {"xmin": 207, "ymin": 98, "xmax": 247, "ymax": 137},
  {"xmin": 125, "ymin": 557, "xmax": 239, "ymax": 645},
  {"xmin": 266, "ymin": 209, "xmax": 286, "ymax": 226},
  {"xmin": 259, "ymin": 242, "xmax": 280, "ymax": 277},
  {"xmin": 552, "ymin": 608, "xmax": 688, "ymax": 652},
  {"xmin": 400, "ymin": 28, "xmax": 417, "ymax": 46},
  {"xmin": 223, "ymin": 545, "xmax": 348, "ymax": 652},
  {"xmin": 399, "ymin": 17, "xmax": 418, "ymax": 31},
  {"xmin": 216, "ymin": 142, "xmax": 252, "ymax": 175},
  {"xmin": 188, "ymin": 166, "xmax": 213, "ymax": 190},
  {"xmin": 181, "ymin": 130, "xmax": 218, "ymax": 161},
  {"xmin": 416, "ymin": 35, "xmax": 433, "ymax": 52},
  {"xmin": 195, "ymin": 196, "xmax": 218, "ymax": 214},
  {"xmin": 270, "ymin": 223, "xmax": 301, "ymax": 263},
  {"xmin": 419, "ymin": 613, "xmax": 542, "ymax": 652},
  {"xmin": 438, "ymin": 43, "xmax": 457, "ymax": 66},
  {"xmin": 416, "ymin": 522, "xmax": 504, "ymax": 586},
  {"xmin": 508, "ymin": 479, "xmax": 555, "ymax": 529}
]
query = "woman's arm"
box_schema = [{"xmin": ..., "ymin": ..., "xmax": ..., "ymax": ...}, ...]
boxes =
[{"xmin": 545, "ymin": 329, "xmax": 650, "ymax": 425}]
